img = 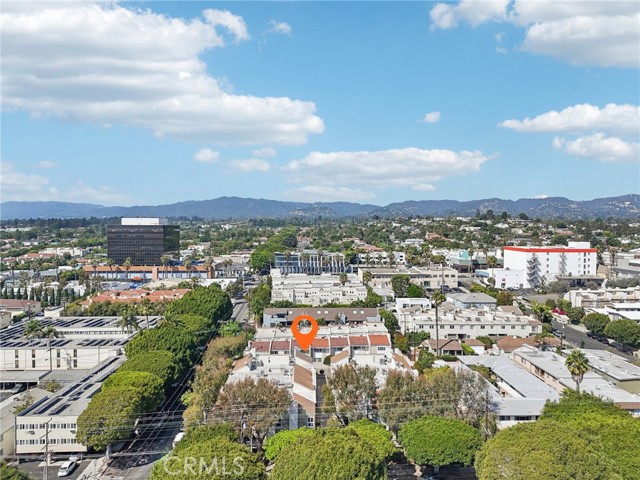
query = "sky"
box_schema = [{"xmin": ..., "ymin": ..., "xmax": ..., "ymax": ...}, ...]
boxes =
[{"xmin": 1, "ymin": 0, "xmax": 639, "ymax": 207}]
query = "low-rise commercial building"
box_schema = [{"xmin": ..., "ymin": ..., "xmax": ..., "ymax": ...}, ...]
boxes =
[
  {"xmin": 565, "ymin": 287, "xmax": 640, "ymax": 309},
  {"xmin": 15, "ymin": 357, "xmax": 123, "ymax": 457}
]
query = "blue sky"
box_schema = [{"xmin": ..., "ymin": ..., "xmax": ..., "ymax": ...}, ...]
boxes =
[{"xmin": 2, "ymin": 1, "xmax": 639, "ymax": 206}]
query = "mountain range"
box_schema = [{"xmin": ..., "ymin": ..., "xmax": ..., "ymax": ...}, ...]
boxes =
[{"xmin": 1, "ymin": 194, "xmax": 639, "ymax": 220}]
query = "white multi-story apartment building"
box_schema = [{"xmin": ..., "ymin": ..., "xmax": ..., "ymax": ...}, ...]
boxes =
[
  {"xmin": 274, "ymin": 250, "xmax": 345, "ymax": 275},
  {"xmin": 357, "ymin": 266, "xmax": 458, "ymax": 290},
  {"xmin": 270, "ymin": 271, "xmax": 368, "ymax": 306},
  {"xmin": 502, "ymin": 242, "xmax": 598, "ymax": 288},
  {"xmin": 357, "ymin": 251, "xmax": 406, "ymax": 266},
  {"xmin": 396, "ymin": 305, "xmax": 541, "ymax": 338}
]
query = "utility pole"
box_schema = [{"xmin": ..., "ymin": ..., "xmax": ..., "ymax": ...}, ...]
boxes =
[
  {"xmin": 42, "ymin": 419, "xmax": 51, "ymax": 480},
  {"xmin": 483, "ymin": 391, "xmax": 490, "ymax": 441}
]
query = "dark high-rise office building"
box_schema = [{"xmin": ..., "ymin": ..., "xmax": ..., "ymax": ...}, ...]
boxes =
[{"xmin": 107, "ymin": 218, "xmax": 180, "ymax": 266}]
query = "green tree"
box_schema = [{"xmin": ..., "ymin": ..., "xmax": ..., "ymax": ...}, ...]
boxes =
[
  {"xmin": 102, "ymin": 371, "xmax": 164, "ymax": 411},
  {"xmin": 119, "ymin": 306, "xmax": 140, "ymax": 334},
  {"xmin": 406, "ymin": 283, "xmax": 426, "ymax": 298},
  {"xmin": 220, "ymin": 321, "xmax": 242, "ymax": 337},
  {"xmin": 263, "ymin": 428, "xmax": 315, "ymax": 461},
  {"xmin": 475, "ymin": 420, "xmax": 616, "ymax": 480},
  {"xmin": 362, "ymin": 270, "xmax": 373, "ymax": 286},
  {"xmin": 339, "ymin": 272, "xmax": 348, "ymax": 286},
  {"xmin": 1, "ymin": 461, "xmax": 32, "ymax": 480},
  {"xmin": 582, "ymin": 312, "xmax": 610, "ymax": 334},
  {"xmin": 177, "ymin": 314, "xmax": 213, "ymax": 346},
  {"xmin": 391, "ymin": 274, "xmax": 411, "ymax": 298},
  {"xmin": 326, "ymin": 364, "xmax": 377, "ymax": 425},
  {"xmin": 41, "ymin": 325, "xmax": 60, "ymax": 373},
  {"xmin": 125, "ymin": 324, "xmax": 198, "ymax": 371},
  {"xmin": 379, "ymin": 309, "xmax": 399, "ymax": 339},
  {"xmin": 567, "ymin": 306, "xmax": 585, "ymax": 324},
  {"xmin": 347, "ymin": 419, "xmax": 397, "ymax": 463},
  {"xmin": 399, "ymin": 416, "xmax": 482, "ymax": 470},
  {"xmin": 119, "ymin": 350, "xmax": 179, "ymax": 388},
  {"xmin": 415, "ymin": 350, "xmax": 436, "ymax": 373},
  {"xmin": 77, "ymin": 386, "xmax": 143, "ymax": 451},
  {"xmin": 604, "ymin": 319, "xmax": 640, "ymax": 346},
  {"xmin": 23, "ymin": 319, "xmax": 43, "ymax": 340},
  {"xmin": 495, "ymin": 290, "xmax": 513, "ymax": 306},
  {"xmin": 565, "ymin": 349, "xmax": 590, "ymax": 393},
  {"xmin": 270, "ymin": 428, "xmax": 386, "ymax": 480},
  {"xmin": 378, "ymin": 370, "xmax": 429, "ymax": 432},
  {"xmin": 165, "ymin": 284, "xmax": 232, "ymax": 325},
  {"xmin": 213, "ymin": 377, "xmax": 290, "ymax": 449}
]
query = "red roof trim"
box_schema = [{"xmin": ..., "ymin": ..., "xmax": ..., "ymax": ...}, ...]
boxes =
[{"xmin": 504, "ymin": 247, "xmax": 597, "ymax": 253}]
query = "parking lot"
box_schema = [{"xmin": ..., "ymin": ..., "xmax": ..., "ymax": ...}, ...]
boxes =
[{"xmin": 13, "ymin": 457, "xmax": 94, "ymax": 480}]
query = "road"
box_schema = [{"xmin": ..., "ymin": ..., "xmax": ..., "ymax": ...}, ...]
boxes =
[
  {"xmin": 551, "ymin": 319, "xmax": 636, "ymax": 361},
  {"xmin": 102, "ymin": 299, "xmax": 249, "ymax": 479}
]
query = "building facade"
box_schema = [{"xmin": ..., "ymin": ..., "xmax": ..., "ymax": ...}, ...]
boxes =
[
  {"xmin": 274, "ymin": 250, "xmax": 345, "ymax": 275},
  {"xmin": 503, "ymin": 242, "xmax": 598, "ymax": 288},
  {"xmin": 107, "ymin": 218, "xmax": 179, "ymax": 266}
]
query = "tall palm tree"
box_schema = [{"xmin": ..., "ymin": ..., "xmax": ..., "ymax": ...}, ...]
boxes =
[
  {"xmin": 139, "ymin": 297, "xmax": 152, "ymax": 330},
  {"xmin": 161, "ymin": 254, "xmax": 171, "ymax": 280},
  {"xmin": 534, "ymin": 331, "xmax": 553, "ymax": 351},
  {"xmin": 106, "ymin": 258, "xmax": 115, "ymax": 280},
  {"xmin": 41, "ymin": 325, "xmax": 61, "ymax": 372},
  {"xmin": 90, "ymin": 258, "xmax": 99, "ymax": 279},
  {"xmin": 52, "ymin": 257, "xmax": 61, "ymax": 283},
  {"xmin": 119, "ymin": 307, "xmax": 140, "ymax": 334},
  {"xmin": 24, "ymin": 319, "xmax": 43, "ymax": 340},
  {"xmin": 339, "ymin": 272, "xmax": 348, "ymax": 286},
  {"xmin": 362, "ymin": 270, "xmax": 372, "ymax": 286},
  {"xmin": 565, "ymin": 349, "xmax": 590, "ymax": 393},
  {"xmin": 432, "ymin": 291, "xmax": 446, "ymax": 356},
  {"xmin": 184, "ymin": 258, "xmax": 193, "ymax": 280},
  {"xmin": 123, "ymin": 257, "xmax": 133, "ymax": 280}
]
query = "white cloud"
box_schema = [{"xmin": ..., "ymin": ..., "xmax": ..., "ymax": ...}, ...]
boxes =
[
  {"xmin": 228, "ymin": 158, "xmax": 271, "ymax": 172},
  {"xmin": 251, "ymin": 147, "xmax": 277, "ymax": 158},
  {"xmin": 203, "ymin": 9, "xmax": 250, "ymax": 42},
  {"xmin": 430, "ymin": 0, "xmax": 510, "ymax": 29},
  {"xmin": 266, "ymin": 20, "xmax": 292, "ymax": 36},
  {"xmin": 421, "ymin": 111, "xmax": 441, "ymax": 123},
  {"xmin": 429, "ymin": 0, "xmax": 640, "ymax": 68},
  {"xmin": 534, "ymin": 194, "xmax": 550, "ymax": 199},
  {"xmin": 283, "ymin": 185, "xmax": 374, "ymax": 202},
  {"xmin": 38, "ymin": 160, "xmax": 59, "ymax": 169},
  {"xmin": 1, "ymin": 162, "xmax": 132, "ymax": 204},
  {"xmin": 553, "ymin": 134, "xmax": 640, "ymax": 163},
  {"xmin": 0, "ymin": 3, "xmax": 324, "ymax": 145},
  {"xmin": 193, "ymin": 148, "xmax": 220, "ymax": 163},
  {"xmin": 499, "ymin": 103, "xmax": 640, "ymax": 136},
  {"xmin": 412, "ymin": 183, "xmax": 436, "ymax": 191},
  {"xmin": 284, "ymin": 147, "xmax": 490, "ymax": 188}
]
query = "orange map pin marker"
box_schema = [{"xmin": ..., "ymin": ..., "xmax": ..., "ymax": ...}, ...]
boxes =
[{"xmin": 291, "ymin": 314, "xmax": 319, "ymax": 351}]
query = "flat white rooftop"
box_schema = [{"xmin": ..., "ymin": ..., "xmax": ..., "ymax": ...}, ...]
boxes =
[{"xmin": 121, "ymin": 217, "xmax": 167, "ymax": 226}]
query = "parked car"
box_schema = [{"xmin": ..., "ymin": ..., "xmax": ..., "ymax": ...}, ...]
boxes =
[
  {"xmin": 10, "ymin": 384, "xmax": 25, "ymax": 394},
  {"xmin": 57, "ymin": 460, "xmax": 77, "ymax": 477}
]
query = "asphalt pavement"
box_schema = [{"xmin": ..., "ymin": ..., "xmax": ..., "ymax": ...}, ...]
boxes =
[{"xmin": 551, "ymin": 319, "xmax": 636, "ymax": 360}]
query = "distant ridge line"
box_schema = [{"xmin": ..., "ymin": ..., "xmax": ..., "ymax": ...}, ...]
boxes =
[{"xmin": 1, "ymin": 194, "xmax": 639, "ymax": 220}]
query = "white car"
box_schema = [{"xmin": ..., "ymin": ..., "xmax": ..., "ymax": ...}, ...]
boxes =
[{"xmin": 57, "ymin": 460, "xmax": 77, "ymax": 477}]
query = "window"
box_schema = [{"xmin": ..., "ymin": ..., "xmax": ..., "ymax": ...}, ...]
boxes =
[
  {"xmin": 32, "ymin": 359, "xmax": 36, "ymax": 368},
  {"xmin": 57, "ymin": 358, "xmax": 60, "ymax": 368},
  {"xmin": 73, "ymin": 349, "xmax": 77, "ymax": 358},
  {"xmin": 15, "ymin": 349, "xmax": 19, "ymax": 359},
  {"xmin": 307, "ymin": 417, "xmax": 315, "ymax": 428},
  {"xmin": 31, "ymin": 349, "xmax": 36, "ymax": 358},
  {"xmin": 73, "ymin": 359, "xmax": 78, "ymax": 368},
  {"xmin": 56, "ymin": 349, "xmax": 60, "ymax": 358},
  {"xmin": 15, "ymin": 360, "xmax": 19, "ymax": 369},
  {"xmin": 377, "ymin": 346, "xmax": 386, "ymax": 352}
]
